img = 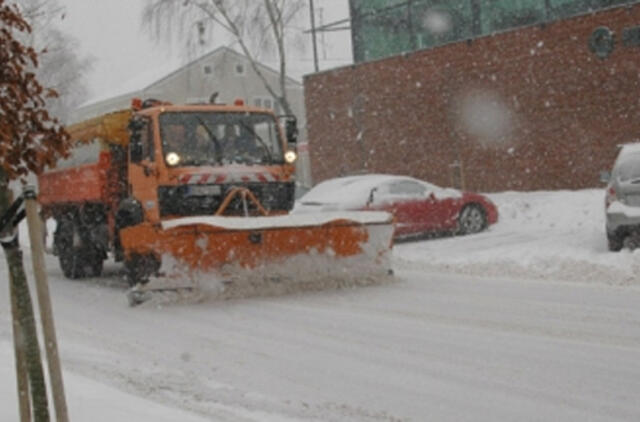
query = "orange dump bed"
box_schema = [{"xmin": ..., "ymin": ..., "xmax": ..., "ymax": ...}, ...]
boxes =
[
  {"xmin": 38, "ymin": 152, "xmax": 111, "ymax": 206},
  {"xmin": 38, "ymin": 109, "xmax": 131, "ymax": 208}
]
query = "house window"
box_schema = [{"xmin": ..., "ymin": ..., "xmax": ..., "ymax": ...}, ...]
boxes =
[
  {"xmin": 203, "ymin": 64, "xmax": 213, "ymax": 75},
  {"xmin": 253, "ymin": 96, "xmax": 275, "ymax": 110},
  {"xmin": 235, "ymin": 63, "xmax": 245, "ymax": 76}
]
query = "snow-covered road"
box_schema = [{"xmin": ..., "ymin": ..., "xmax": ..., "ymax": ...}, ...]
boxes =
[{"xmin": 2, "ymin": 190, "xmax": 640, "ymax": 421}]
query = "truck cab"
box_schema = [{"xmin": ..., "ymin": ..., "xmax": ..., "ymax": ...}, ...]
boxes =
[{"xmin": 126, "ymin": 100, "xmax": 298, "ymax": 222}]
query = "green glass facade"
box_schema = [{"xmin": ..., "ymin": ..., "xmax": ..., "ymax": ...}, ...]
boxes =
[{"xmin": 349, "ymin": 0, "xmax": 637, "ymax": 62}]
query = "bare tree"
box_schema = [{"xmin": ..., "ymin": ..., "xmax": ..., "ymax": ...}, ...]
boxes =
[
  {"xmin": 16, "ymin": 0, "xmax": 93, "ymax": 123},
  {"xmin": 142, "ymin": 0, "xmax": 305, "ymax": 116}
]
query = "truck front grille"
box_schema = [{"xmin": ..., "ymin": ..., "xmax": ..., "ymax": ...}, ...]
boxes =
[{"xmin": 158, "ymin": 183, "xmax": 295, "ymax": 217}]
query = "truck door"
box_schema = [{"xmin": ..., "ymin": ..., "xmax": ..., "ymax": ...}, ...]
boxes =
[{"xmin": 128, "ymin": 117, "xmax": 160, "ymax": 222}]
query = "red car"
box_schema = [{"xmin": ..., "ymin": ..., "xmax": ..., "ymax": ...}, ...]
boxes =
[{"xmin": 293, "ymin": 174, "xmax": 498, "ymax": 239}]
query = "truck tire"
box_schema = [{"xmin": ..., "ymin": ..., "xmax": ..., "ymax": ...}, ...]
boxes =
[
  {"xmin": 124, "ymin": 254, "xmax": 160, "ymax": 287},
  {"xmin": 55, "ymin": 219, "xmax": 104, "ymax": 279},
  {"xmin": 607, "ymin": 232, "xmax": 624, "ymax": 252}
]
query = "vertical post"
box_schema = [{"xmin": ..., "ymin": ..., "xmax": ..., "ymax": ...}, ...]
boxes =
[
  {"xmin": 309, "ymin": 0, "xmax": 319, "ymax": 72},
  {"xmin": 318, "ymin": 8, "xmax": 326, "ymax": 60},
  {"xmin": 348, "ymin": 0, "xmax": 363, "ymax": 62},
  {"xmin": 407, "ymin": 0, "xmax": 416, "ymax": 50},
  {"xmin": 24, "ymin": 187, "xmax": 69, "ymax": 422},
  {"xmin": 544, "ymin": 0, "xmax": 552, "ymax": 21},
  {"xmin": 471, "ymin": 0, "xmax": 482, "ymax": 37}
]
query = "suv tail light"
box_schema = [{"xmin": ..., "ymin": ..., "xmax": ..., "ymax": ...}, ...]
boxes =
[{"xmin": 606, "ymin": 186, "xmax": 617, "ymax": 208}]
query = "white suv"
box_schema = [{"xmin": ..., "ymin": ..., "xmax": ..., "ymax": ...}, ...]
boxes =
[{"xmin": 604, "ymin": 143, "xmax": 640, "ymax": 251}]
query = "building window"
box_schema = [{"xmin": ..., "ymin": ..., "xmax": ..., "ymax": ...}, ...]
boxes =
[
  {"xmin": 186, "ymin": 97, "xmax": 209, "ymax": 104},
  {"xmin": 235, "ymin": 63, "xmax": 245, "ymax": 76},
  {"xmin": 253, "ymin": 96, "xmax": 275, "ymax": 110},
  {"xmin": 203, "ymin": 64, "xmax": 213, "ymax": 75},
  {"xmin": 351, "ymin": 0, "xmax": 640, "ymax": 63},
  {"xmin": 481, "ymin": 0, "xmax": 545, "ymax": 34}
]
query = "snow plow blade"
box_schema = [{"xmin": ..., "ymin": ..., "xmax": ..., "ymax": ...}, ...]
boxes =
[{"xmin": 119, "ymin": 211, "xmax": 395, "ymax": 304}]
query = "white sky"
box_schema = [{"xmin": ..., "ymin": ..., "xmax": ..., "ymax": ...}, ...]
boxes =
[{"xmin": 56, "ymin": 0, "xmax": 353, "ymax": 101}]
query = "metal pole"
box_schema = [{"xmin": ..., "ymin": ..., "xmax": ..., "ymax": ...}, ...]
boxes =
[
  {"xmin": 24, "ymin": 187, "xmax": 69, "ymax": 422},
  {"xmin": 309, "ymin": 0, "xmax": 319, "ymax": 72}
]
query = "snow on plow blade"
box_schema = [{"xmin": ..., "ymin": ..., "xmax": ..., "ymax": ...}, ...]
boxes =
[{"xmin": 119, "ymin": 211, "xmax": 395, "ymax": 304}]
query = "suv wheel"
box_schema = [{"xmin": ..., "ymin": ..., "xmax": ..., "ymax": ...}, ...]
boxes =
[{"xmin": 607, "ymin": 232, "xmax": 623, "ymax": 252}]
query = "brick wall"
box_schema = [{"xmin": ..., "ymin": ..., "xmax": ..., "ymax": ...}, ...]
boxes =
[{"xmin": 304, "ymin": 4, "xmax": 640, "ymax": 192}]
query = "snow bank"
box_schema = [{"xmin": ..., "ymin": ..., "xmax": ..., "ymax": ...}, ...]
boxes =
[{"xmin": 396, "ymin": 189, "xmax": 640, "ymax": 285}]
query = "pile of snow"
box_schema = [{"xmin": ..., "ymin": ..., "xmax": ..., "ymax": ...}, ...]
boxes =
[{"xmin": 395, "ymin": 189, "xmax": 640, "ymax": 285}]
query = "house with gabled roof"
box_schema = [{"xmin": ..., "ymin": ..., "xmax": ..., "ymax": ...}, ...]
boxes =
[{"xmin": 70, "ymin": 46, "xmax": 305, "ymax": 132}]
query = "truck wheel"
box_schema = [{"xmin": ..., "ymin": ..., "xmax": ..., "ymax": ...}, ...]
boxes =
[
  {"xmin": 124, "ymin": 254, "xmax": 160, "ymax": 287},
  {"xmin": 56, "ymin": 220, "xmax": 82, "ymax": 278},
  {"xmin": 90, "ymin": 255, "xmax": 104, "ymax": 277},
  {"xmin": 59, "ymin": 251, "xmax": 84, "ymax": 279},
  {"xmin": 55, "ymin": 219, "xmax": 104, "ymax": 278},
  {"xmin": 607, "ymin": 232, "xmax": 623, "ymax": 252}
]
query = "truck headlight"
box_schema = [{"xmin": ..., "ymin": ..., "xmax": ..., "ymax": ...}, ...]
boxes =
[
  {"xmin": 166, "ymin": 152, "xmax": 180, "ymax": 166},
  {"xmin": 284, "ymin": 150, "xmax": 297, "ymax": 164}
]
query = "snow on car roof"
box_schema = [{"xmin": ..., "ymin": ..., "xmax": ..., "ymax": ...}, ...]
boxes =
[
  {"xmin": 299, "ymin": 174, "xmax": 432, "ymax": 206},
  {"xmin": 614, "ymin": 143, "xmax": 640, "ymax": 167},
  {"xmin": 619, "ymin": 142, "xmax": 640, "ymax": 155}
]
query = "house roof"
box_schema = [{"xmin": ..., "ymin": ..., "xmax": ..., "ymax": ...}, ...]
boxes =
[
  {"xmin": 82, "ymin": 46, "xmax": 302, "ymax": 107},
  {"xmin": 149, "ymin": 46, "xmax": 302, "ymax": 90}
]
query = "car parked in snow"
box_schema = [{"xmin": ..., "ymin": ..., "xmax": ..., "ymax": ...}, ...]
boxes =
[
  {"xmin": 293, "ymin": 174, "xmax": 498, "ymax": 240},
  {"xmin": 603, "ymin": 143, "xmax": 640, "ymax": 251}
]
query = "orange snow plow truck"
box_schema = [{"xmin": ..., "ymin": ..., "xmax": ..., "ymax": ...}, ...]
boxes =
[{"xmin": 38, "ymin": 98, "xmax": 394, "ymax": 296}]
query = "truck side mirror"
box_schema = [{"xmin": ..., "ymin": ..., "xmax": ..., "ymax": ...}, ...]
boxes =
[
  {"xmin": 279, "ymin": 115, "xmax": 298, "ymax": 145},
  {"xmin": 600, "ymin": 171, "xmax": 611, "ymax": 184},
  {"xmin": 286, "ymin": 119, "xmax": 298, "ymax": 145}
]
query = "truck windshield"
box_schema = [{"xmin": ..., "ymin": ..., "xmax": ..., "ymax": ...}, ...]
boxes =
[{"xmin": 159, "ymin": 111, "xmax": 284, "ymax": 166}]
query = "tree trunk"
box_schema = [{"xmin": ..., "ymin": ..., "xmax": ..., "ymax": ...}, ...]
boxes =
[
  {"xmin": 10, "ymin": 267, "xmax": 32, "ymax": 422},
  {"xmin": 0, "ymin": 172, "xmax": 50, "ymax": 422},
  {"xmin": 6, "ymin": 246, "xmax": 50, "ymax": 422}
]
